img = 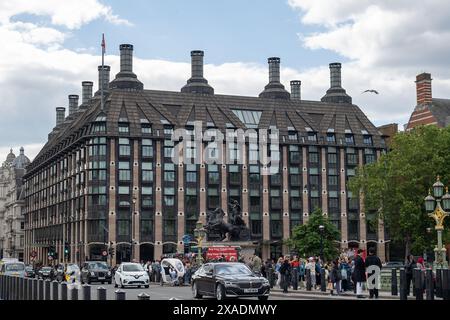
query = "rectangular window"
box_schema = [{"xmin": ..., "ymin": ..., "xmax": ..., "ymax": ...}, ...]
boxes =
[
  {"xmin": 345, "ymin": 134, "xmax": 355, "ymax": 145},
  {"xmin": 118, "ymin": 186, "xmax": 130, "ymax": 195},
  {"xmin": 119, "ymin": 123, "xmax": 129, "ymax": 133},
  {"xmin": 141, "ymin": 125, "xmax": 152, "ymax": 134}
]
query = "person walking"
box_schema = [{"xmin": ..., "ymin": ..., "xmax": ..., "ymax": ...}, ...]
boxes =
[
  {"xmin": 354, "ymin": 249, "xmax": 366, "ymax": 298},
  {"xmin": 404, "ymin": 254, "xmax": 416, "ymax": 296},
  {"xmin": 339, "ymin": 258, "xmax": 350, "ymax": 292},
  {"xmin": 279, "ymin": 258, "xmax": 292, "ymax": 293},
  {"xmin": 251, "ymin": 253, "xmax": 262, "ymax": 275},
  {"xmin": 299, "ymin": 259, "xmax": 306, "ymax": 289},
  {"xmin": 275, "ymin": 257, "xmax": 283, "ymax": 288},
  {"xmin": 365, "ymin": 248, "xmax": 382, "ymax": 299}
]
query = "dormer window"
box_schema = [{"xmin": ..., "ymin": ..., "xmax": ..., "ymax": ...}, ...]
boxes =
[
  {"xmin": 345, "ymin": 134, "xmax": 354, "ymax": 145},
  {"xmin": 164, "ymin": 126, "xmax": 174, "ymax": 136},
  {"xmin": 307, "ymin": 132, "xmax": 317, "ymax": 142},
  {"xmin": 327, "ymin": 133, "xmax": 336, "ymax": 143},
  {"xmin": 118, "ymin": 122, "xmax": 129, "ymax": 133},
  {"xmin": 363, "ymin": 135, "xmax": 373, "ymax": 145},
  {"xmin": 288, "ymin": 130, "xmax": 298, "ymax": 141}
]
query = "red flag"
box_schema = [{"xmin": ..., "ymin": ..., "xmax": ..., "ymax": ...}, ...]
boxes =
[{"xmin": 101, "ymin": 33, "xmax": 106, "ymax": 54}]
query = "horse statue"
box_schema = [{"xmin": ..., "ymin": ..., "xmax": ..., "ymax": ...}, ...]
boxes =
[{"xmin": 204, "ymin": 201, "xmax": 250, "ymax": 241}]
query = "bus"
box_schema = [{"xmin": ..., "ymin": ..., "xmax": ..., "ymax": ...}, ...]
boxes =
[{"xmin": 0, "ymin": 258, "xmax": 26, "ymax": 277}]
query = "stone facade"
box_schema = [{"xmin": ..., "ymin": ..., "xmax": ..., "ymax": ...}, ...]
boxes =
[{"xmin": 0, "ymin": 148, "xmax": 30, "ymax": 261}]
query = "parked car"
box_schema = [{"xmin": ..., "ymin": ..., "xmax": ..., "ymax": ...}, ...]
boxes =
[
  {"xmin": 81, "ymin": 261, "xmax": 112, "ymax": 284},
  {"xmin": 24, "ymin": 265, "xmax": 36, "ymax": 278},
  {"xmin": 114, "ymin": 262, "xmax": 149, "ymax": 288},
  {"xmin": 191, "ymin": 262, "xmax": 270, "ymax": 301},
  {"xmin": 38, "ymin": 266, "xmax": 54, "ymax": 280},
  {"xmin": 0, "ymin": 259, "xmax": 26, "ymax": 277}
]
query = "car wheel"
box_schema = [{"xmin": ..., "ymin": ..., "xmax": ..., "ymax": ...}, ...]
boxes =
[
  {"xmin": 192, "ymin": 282, "xmax": 202, "ymax": 299},
  {"xmin": 216, "ymin": 284, "xmax": 226, "ymax": 301},
  {"xmin": 120, "ymin": 280, "xmax": 125, "ymax": 289},
  {"xmin": 114, "ymin": 279, "xmax": 118, "ymax": 288},
  {"xmin": 258, "ymin": 296, "xmax": 269, "ymax": 301},
  {"xmin": 87, "ymin": 278, "xmax": 91, "ymax": 285},
  {"xmin": 108, "ymin": 280, "xmax": 112, "ymax": 285}
]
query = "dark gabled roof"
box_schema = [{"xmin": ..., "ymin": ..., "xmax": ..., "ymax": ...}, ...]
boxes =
[
  {"xmin": 27, "ymin": 88, "xmax": 383, "ymax": 174},
  {"xmin": 430, "ymin": 98, "xmax": 450, "ymax": 127}
]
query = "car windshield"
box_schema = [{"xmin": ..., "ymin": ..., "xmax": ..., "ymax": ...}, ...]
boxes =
[
  {"xmin": 25, "ymin": 266, "xmax": 33, "ymax": 271},
  {"xmin": 123, "ymin": 264, "xmax": 144, "ymax": 272},
  {"xmin": 6, "ymin": 264, "xmax": 25, "ymax": 271},
  {"xmin": 89, "ymin": 262, "xmax": 109, "ymax": 270},
  {"xmin": 215, "ymin": 264, "xmax": 253, "ymax": 276},
  {"xmin": 41, "ymin": 267, "xmax": 52, "ymax": 271}
]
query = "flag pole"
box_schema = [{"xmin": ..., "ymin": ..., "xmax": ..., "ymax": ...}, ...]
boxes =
[{"xmin": 101, "ymin": 33, "xmax": 105, "ymax": 111}]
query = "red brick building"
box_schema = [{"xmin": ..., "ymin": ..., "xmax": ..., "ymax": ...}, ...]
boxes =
[{"xmin": 406, "ymin": 73, "xmax": 450, "ymax": 130}]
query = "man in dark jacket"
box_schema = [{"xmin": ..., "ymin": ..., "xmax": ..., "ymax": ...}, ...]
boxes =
[
  {"xmin": 279, "ymin": 258, "xmax": 292, "ymax": 293},
  {"xmin": 404, "ymin": 254, "xmax": 416, "ymax": 296},
  {"xmin": 365, "ymin": 248, "xmax": 382, "ymax": 298},
  {"xmin": 354, "ymin": 249, "xmax": 366, "ymax": 298}
]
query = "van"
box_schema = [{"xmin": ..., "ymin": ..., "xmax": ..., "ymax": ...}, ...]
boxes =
[{"xmin": 0, "ymin": 259, "xmax": 26, "ymax": 277}]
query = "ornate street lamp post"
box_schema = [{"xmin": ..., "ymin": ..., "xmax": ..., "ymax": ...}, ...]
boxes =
[
  {"xmin": 319, "ymin": 225, "xmax": 325, "ymax": 262},
  {"xmin": 194, "ymin": 222, "xmax": 206, "ymax": 265},
  {"xmin": 424, "ymin": 176, "xmax": 450, "ymax": 270}
]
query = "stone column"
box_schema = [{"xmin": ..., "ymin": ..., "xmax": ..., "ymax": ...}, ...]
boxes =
[
  {"xmin": 339, "ymin": 148, "xmax": 348, "ymax": 250},
  {"xmin": 132, "ymin": 140, "xmax": 141, "ymax": 262},
  {"xmin": 282, "ymin": 146, "xmax": 290, "ymax": 255},
  {"xmin": 321, "ymin": 147, "xmax": 328, "ymax": 215},
  {"xmin": 242, "ymin": 145, "xmax": 249, "ymax": 226},
  {"xmin": 199, "ymin": 143, "xmax": 207, "ymax": 225},
  {"xmin": 262, "ymin": 169, "xmax": 270, "ymax": 261},
  {"xmin": 108, "ymin": 139, "xmax": 117, "ymax": 266},
  {"xmin": 221, "ymin": 143, "xmax": 228, "ymax": 222},
  {"xmin": 302, "ymin": 147, "xmax": 309, "ymax": 223},
  {"xmin": 177, "ymin": 159, "xmax": 185, "ymax": 253},
  {"xmin": 358, "ymin": 149, "xmax": 367, "ymax": 251},
  {"xmin": 154, "ymin": 141, "xmax": 163, "ymax": 260}
]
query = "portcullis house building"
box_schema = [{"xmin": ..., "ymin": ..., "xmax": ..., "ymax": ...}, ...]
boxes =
[{"xmin": 23, "ymin": 44, "xmax": 388, "ymax": 265}]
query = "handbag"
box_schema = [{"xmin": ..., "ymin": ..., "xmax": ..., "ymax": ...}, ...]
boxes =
[{"xmin": 327, "ymin": 282, "xmax": 333, "ymax": 290}]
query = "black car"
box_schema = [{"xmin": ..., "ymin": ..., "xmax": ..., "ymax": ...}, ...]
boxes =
[
  {"xmin": 191, "ymin": 262, "xmax": 270, "ymax": 301},
  {"xmin": 81, "ymin": 261, "xmax": 112, "ymax": 284},
  {"xmin": 24, "ymin": 266, "xmax": 36, "ymax": 278},
  {"xmin": 38, "ymin": 267, "xmax": 54, "ymax": 280}
]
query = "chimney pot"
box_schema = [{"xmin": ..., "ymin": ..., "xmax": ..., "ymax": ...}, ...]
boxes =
[
  {"xmin": 82, "ymin": 81, "xmax": 93, "ymax": 104},
  {"xmin": 181, "ymin": 50, "xmax": 214, "ymax": 94},
  {"xmin": 56, "ymin": 107, "xmax": 65, "ymax": 126},
  {"xmin": 268, "ymin": 57, "xmax": 281, "ymax": 83},
  {"xmin": 191, "ymin": 50, "xmax": 204, "ymax": 78},
  {"xmin": 119, "ymin": 44, "xmax": 134, "ymax": 73},
  {"xmin": 68, "ymin": 95, "xmax": 79, "ymax": 115},
  {"xmin": 290, "ymin": 80, "xmax": 301, "ymax": 101},
  {"xmin": 329, "ymin": 63, "xmax": 342, "ymax": 88},
  {"xmin": 416, "ymin": 72, "xmax": 432, "ymax": 105}
]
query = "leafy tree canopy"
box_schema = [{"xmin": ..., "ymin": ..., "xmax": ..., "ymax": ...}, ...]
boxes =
[
  {"xmin": 285, "ymin": 208, "xmax": 340, "ymax": 261},
  {"xmin": 348, "ymin": 125, "xmax": 450, "ymax": 259}
]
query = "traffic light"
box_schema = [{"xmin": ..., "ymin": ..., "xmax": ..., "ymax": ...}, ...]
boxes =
[
  {"xmin": 108, "ymin": 246, "xmax": 115, "ymax": 257},
  {"xmin": 48, "ymin": 245, "xmax": 56, "ymax": 258},
  {"xmin": 64, "ymin": 242, "xmax": 70, "ymax": 258}
]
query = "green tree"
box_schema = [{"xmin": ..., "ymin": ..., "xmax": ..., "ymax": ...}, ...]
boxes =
[
  {"xmin": 349, "ymin": 125, "xmax": 450, "ymax": 260},
  {"xmin": 285, "ymin": 209, "xmax": 340, "ymax": 261}
]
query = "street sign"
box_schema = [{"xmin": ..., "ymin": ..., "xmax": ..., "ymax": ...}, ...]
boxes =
[
  {"xmin": 182, "ymin": 234, "xmax": 192, "ymax": 244},
  {"xmin": 102, "ymin": 250, "xmax": 108, "ymax": 257}
]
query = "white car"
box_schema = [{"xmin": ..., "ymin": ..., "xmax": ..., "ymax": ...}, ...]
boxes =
[{"xmin": 114, "ymin": 263, "xmax": 150, "ymax": 288}]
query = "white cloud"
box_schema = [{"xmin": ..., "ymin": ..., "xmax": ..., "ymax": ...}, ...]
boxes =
[
  {"xmin": 0, "ymin": 0, "xmax": 132, "ymax": 29},
  {"xmin": 288, "ymin": 0, "xmax": 450, "ymax": 127}
]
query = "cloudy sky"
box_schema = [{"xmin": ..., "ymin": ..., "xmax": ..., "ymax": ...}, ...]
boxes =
[{"xmin": 0, "ymin": 0, "xmax": 449, "ymax": 163}]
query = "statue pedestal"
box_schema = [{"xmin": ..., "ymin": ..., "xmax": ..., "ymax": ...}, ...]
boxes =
[{"xmin": 202, "ymin": 241, "xmax": 258, "ymax": 264}]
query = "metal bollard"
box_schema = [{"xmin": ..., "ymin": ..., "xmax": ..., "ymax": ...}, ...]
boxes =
[
  {"xmin": 52, "ymin": 280, "xmax": 59, "ymax": 300},
  {"xmin": 399, "ymin": 268, "xmax": 407, "ymax": 300},
  {"xmin": 292, "ymin": 268, "xmax": 298, "ymax": 290},
  {"xmin": 82, "ymin": 284, "xmax": 91, "ymax": 300},
  {"xmin": 23, "ymin": 277, "xmax": 28, "ymax": 300},
  {"xmin": 442, "ymin": 269, "xmax": 449, "ymax": 301},
  {"xmin": 97, "ymin": 286, "xmax": 107, "ymax": 300},
  {"xmin": 138, "ymin": 292, "xmax": 150, "ymax": 300},
  {"xmin": 415, "ymin": 269, "xmax": 423, "ymax": 300},
  {"xmin": 426, "ymin": 269, "xmax": 434, "ymax": 300},
  {"xmin": 60, "ymin": 282, "xmax": 68, "ymax": 300},
  {"xmin": 436, "ymin": 269, "xmax": 442, "ymax": 298},
  {"xmin": 306, "ymin": 269, "xmax": 312, "ymax": 291},
  {"xmin": 19, "ymin": 277, "xmax": 24, "ymax": 300},
  {"xmin": 45, "ymin": 279, "xmax": 51, "ymax": 300},
  {"xmin": 38, "ymin": 279, "xmax": 44, "ymax": 300},
  {"xmin": 71, "ymin": 286, "xmax": 79, "ymax": 300},
  {"xmin": 320, "ymin": 268, "xmax": 326, "ymax": 292},
  {"xmin": 391, "ymin": 268, "xmax": 398, "ymax": 296},
  {"xmin": 115, "ymin": 289, "xmax": 126, "ymax": 300},
  {"xmin": 32, "ymin": 278, "xmax": 38, "ymax": 300},
  {"xmin": 0, "ymin": 275, "xmax": 3, "ymax": 300}
]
